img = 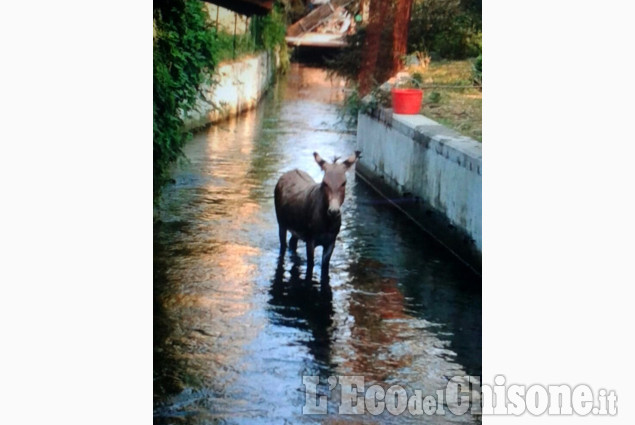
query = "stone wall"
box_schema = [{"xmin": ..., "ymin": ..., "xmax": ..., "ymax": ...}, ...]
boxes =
[
  {"xmin": 183, "ymin": 49, "xmax": 278, "ymax": 131},
  {"xmin": 356, "ymin": 106, "xmax": 482, "ymax": 271}
]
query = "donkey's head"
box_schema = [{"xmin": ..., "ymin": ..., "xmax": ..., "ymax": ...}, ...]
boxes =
[{"xmin": 314, "ymin": 151, "xmax": 361, "ymax": 218}]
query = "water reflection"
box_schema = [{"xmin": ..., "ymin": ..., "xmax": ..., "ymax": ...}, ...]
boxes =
[
  {"xmin": 284, "ymin": 62, "xmax": 346, "ymax": 104},
  {"xmin": 269, "ymin": 253, "xmax": 334, "ymax": 369},
  {"xmin": 154, "ymin": 64, "xmax": 481, "ymax": 424}
]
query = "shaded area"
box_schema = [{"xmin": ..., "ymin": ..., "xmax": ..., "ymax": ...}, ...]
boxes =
[
  {"xmin": 154, "ymin": 64, "xmax": 481, "ymax": 424},
  {"xmin": 203, "ymin": 0, "xmax": 273, "ymax": 16}
]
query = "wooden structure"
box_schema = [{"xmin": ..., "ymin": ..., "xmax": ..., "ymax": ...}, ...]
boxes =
[
  {"xmin": 202, "ymin": 0, "xmax": 273, "ymax": 16},
  {"xmin": 286, "ymin": 0, "xmax": 353, "ymax": 47}
]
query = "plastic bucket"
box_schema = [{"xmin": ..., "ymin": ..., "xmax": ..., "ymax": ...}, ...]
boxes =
[{"xmin": 391, "ymin": 88, "xmax": 423, "ymax": 114}]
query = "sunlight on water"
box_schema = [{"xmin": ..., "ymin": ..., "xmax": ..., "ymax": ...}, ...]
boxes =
[{"xmin": 154, "ymin": 64, "xmax": 481, "ymax": 424}]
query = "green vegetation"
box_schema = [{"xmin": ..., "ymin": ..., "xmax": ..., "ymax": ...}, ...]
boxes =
[
  {"xmin": 153, "ymin": 0, "xmax": 217, "ymax": 195},
  {"xmin": 330, "ymin": 0, "xmax": 481, "ymax": 139},
  {"xmin": 252, "ymin": 4, "xmax": 290, "ymax": 72},
  {"xmin": 408, "ymin": 0, "xmax": 481, "ymax": 59},
  {"xmin": 214, "ymin": 32, "xmax": 257, "ymax": 63},
  {"xmin": 428, "ymin": 91, "xmax": 441, "ymax": 103},
  {"xmin": 418, "ymin": 60, "xmax": 482, "ymax": 142},
  {"xmin": 336, "ymin": 60, "xmax": 481, "ymax": 142},
  {"xmin": 472, "ymin": 53, "xmax": 482, "ymax": 86},
  {"xmin": 337, "ymin": 84, "xmax": 391, "ymax": 128},
  {"xmin": 252, "ymin": 5, "xmax": 287, "ymax": 51},
  {"xmin": 327, "ymin": 27, "xmax": 392, "ymax": 127},
  {"xmin": 153, "ymin": 1, "xmax": 289, "ymax": 196},
  {"xmin": 213, "ymin": 5, "xmax": 288, "ymax": 64},
  {"xmin": 326, "ymin": 21, "xmax": 395, "ymax": 85}
]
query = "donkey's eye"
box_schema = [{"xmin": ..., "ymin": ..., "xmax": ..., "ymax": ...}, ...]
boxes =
[{"xmin": 341, "ymin": 182, "xmax": 346, "ymax": 187}]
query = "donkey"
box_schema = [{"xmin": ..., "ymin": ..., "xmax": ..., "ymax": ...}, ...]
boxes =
[{"xmin": 274, "ymin": 151, "xmax": 361, "ymax": 278}]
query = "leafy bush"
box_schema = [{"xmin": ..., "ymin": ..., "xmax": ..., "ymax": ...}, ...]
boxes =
[
  {"xmin": 325, "ymin": 28, "xmax": 366, "ymax": 82},
  {"xmin": 153, "ymin": 0, "xmax": 217, "ymax": 195},
  {"xmin": 338, "ymin": 84, "xmax": 391, "ymax": 128},
  {"xmin": 472, "ymin": 54, "xmax": 482, "ymax": 87},
  {"xmin": 214, "ymin": 31, "xmax": 256, "ymax": 62},
  {"xmin": 252, "ymin": 4, "xmax": 287, "ymax": 50},
  {"xmin": 428, "ymin": 91, "xmax": 441, "ymax": 103},
  {"xmin": 431, "ymin": 13, "xmax": 481, "ymax": 59},
  {"xmin": 207, "ymin": 3, "xmax": 288, "ymax": 64},
  {"xmin": 153, "ymin": 1, "xmax": 290, "ymax": 196},
  {"xmin": 339, "ymin": 87, "xmax": 364, "ymax": 128},
  {"xmin": 252, "ymin": 3, "xmax": 290, "ymax": 71},
  {"xmin": 411, "ymin": 72, "xmax": 424, "ymax": 86},
  {"xmin": 408, "ymin": 0, "xmax": 481, "ymax": 59}
]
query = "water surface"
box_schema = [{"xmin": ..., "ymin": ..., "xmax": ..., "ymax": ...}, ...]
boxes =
[{"xmin": 154, "ymin": 64, "xmax": 481, "ymax": 424}]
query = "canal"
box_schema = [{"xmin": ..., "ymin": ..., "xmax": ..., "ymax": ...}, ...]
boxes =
[{"xmin": 154, "ymin": 64, "xmax": 481, "ymax": 424}]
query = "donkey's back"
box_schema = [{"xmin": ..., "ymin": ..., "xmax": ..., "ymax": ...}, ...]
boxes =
[
  {"xmin": 275, "ymin": 169, "xmax": 315, "ymax": 203},
  {"xmin": 274, "ymin": 169, "xmax": 317, "ymax": 240}
]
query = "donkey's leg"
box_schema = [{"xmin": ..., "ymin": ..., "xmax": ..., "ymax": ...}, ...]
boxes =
[
  {"xmin": 289, "ymin": 235, "xmax": 298, "ymax": 252},
  {"xmin": 305, "ymin": 239, "xmax": 315, "ymax": 279},
  {"xmin": 278, "ymin": 226, "xmax": 287, "ymax": 253},
  {"xmin": 321, "ymin": 241, "xmax": 335, "ymax": 278}
]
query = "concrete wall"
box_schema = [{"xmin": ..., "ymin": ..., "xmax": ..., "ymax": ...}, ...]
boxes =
[
  {"xmin": 183, "ymin": 50, "xmax": 278, "ymax": 131},
  {"xmin": 356, "ymin": 106, "xmax": 482, "ymax": 271}
]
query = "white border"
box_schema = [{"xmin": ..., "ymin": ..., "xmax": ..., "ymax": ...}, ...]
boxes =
[{"xmin": 1, "ymin": 1, "xmax": 634, "ymax": 424}]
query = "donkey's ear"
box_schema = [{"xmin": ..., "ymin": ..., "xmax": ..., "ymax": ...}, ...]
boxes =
[
  {"xmin": 314, "ymin": 152, "xmax": 327, "ymax": 170},
  {"xmin": 343, "ymin": 150, "xmax": 362, "ymax": 169}
]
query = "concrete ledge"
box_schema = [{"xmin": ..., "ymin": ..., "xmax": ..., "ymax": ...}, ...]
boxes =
[
  {"xmin": 182, "ymin": 49, "xmax": 279, "ymax": 131},
  {"xmin": 356, "ymin": 105, "xmax": 482, "ymax": 271}
]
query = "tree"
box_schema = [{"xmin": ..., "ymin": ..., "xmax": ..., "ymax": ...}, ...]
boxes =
[
  {"xmin": 357, "ymin": 0, "xmax": 392, "ymax": 95},
  {"xmin": 357, "ymin": 0, "xmax": 414, "ymax": 95},
  {"xmin": 392, "ymin": 0, "xmax": 414, "ymax": 72}
]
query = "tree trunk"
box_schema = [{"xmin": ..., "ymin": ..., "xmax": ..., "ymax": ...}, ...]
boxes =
[
  {"xmin": 358, "ymin": 0, "xmax": 392, "ymax": 95},
  {"xmin": 391, "ymin": 0, "xmax": 414, "ymax": 73}
]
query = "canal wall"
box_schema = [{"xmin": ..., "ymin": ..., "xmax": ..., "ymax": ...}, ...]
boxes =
[
  {"xmin": 182, "ymin": 49, "xmax": 280, "ymax": 131},
  {"xmin": 356, "ymin": 102, "xmax": 482, "ymax": 271}
]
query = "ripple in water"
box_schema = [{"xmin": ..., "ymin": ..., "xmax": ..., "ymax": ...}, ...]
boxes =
[{"xmin": 154, "ymin": 64, "xmax": 481, "ymax": 424}]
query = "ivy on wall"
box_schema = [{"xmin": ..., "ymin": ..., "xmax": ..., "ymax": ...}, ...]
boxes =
[
  {"xmin": 153, "ymin": 1, "xmax": 289, "ymax": 196},
  {"xmin": 153, "ymin": 0, "xmax": 217, "ymax": 195}
]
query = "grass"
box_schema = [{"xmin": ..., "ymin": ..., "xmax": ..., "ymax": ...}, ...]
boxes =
[{"xmin": 406, "ymin": 59, "xmax": 482, "ymax": 142}]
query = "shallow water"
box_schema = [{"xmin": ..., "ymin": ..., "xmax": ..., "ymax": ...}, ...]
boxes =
[{"xmin": 154, "ymin": 63, "xmax": 481, "ymax": 424}]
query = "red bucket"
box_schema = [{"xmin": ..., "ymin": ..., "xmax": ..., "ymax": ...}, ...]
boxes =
[{"xmin": 391, "ymin": 88, "xmax": 423, "ymax": 114}]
